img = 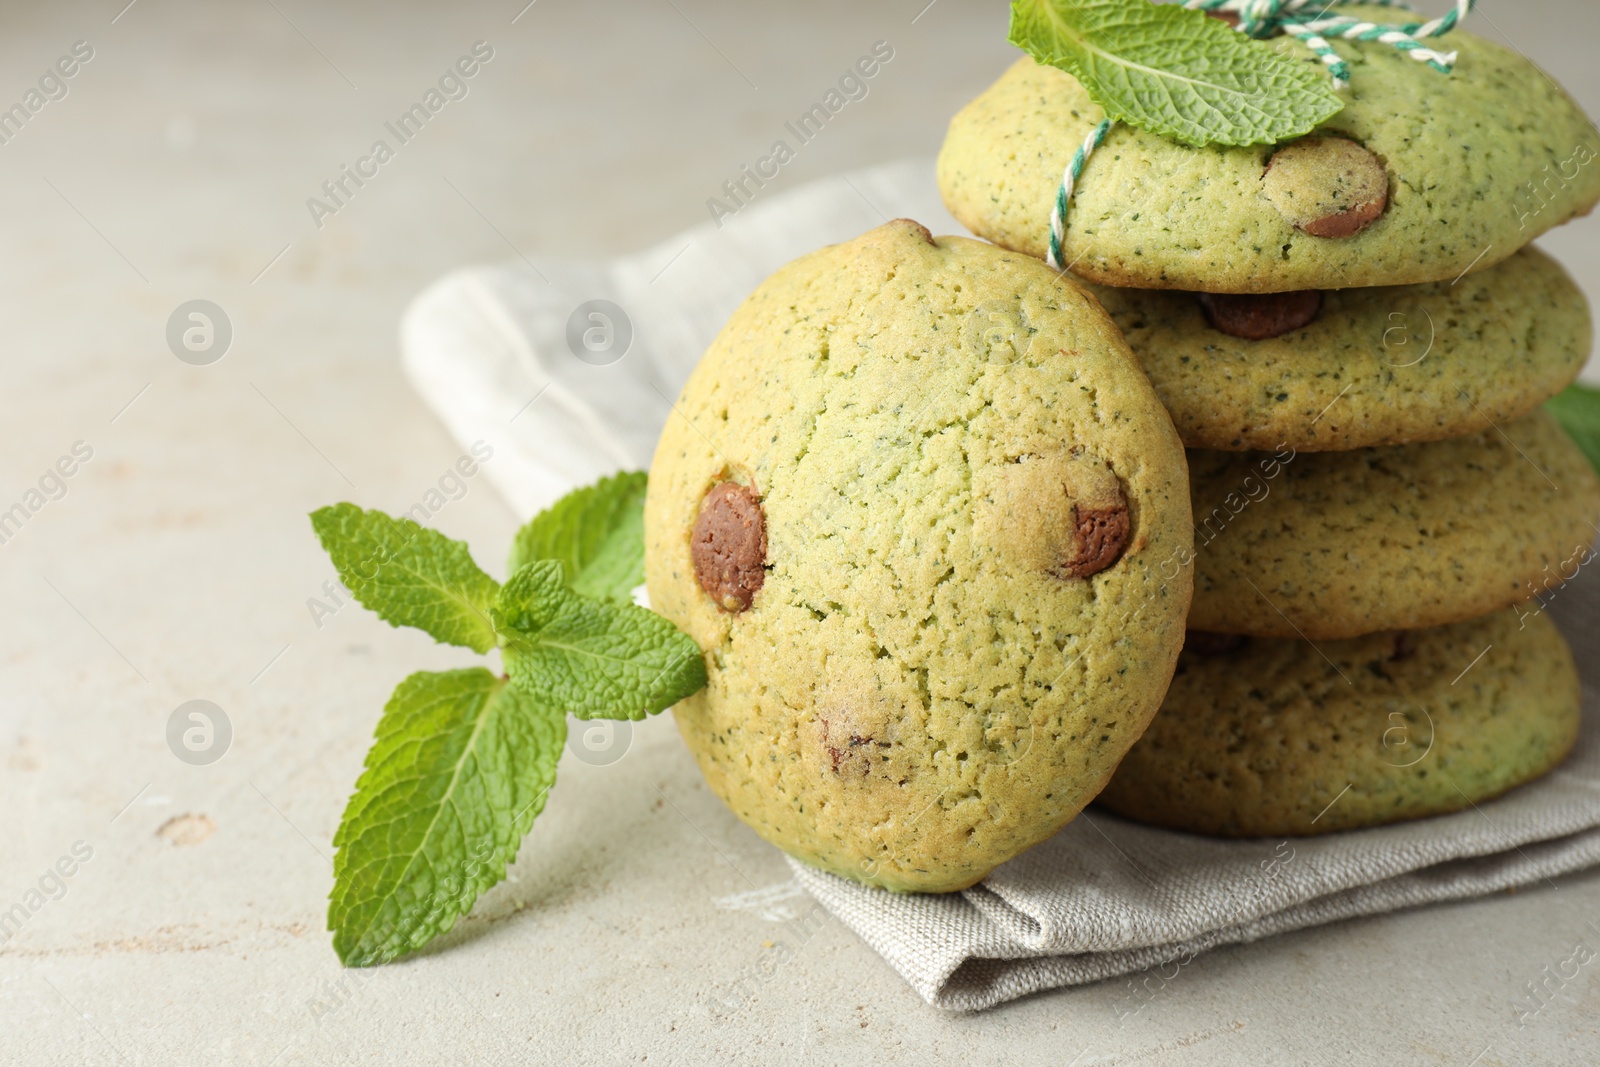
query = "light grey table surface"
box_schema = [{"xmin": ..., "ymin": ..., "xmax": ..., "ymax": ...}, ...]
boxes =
[{"xmin": 3, "ymin": 1, "xmax": 1599, "ymax": 1064}]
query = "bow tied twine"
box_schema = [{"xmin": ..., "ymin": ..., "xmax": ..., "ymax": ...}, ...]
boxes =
[{"xmin": 1190, "ymin": 0, "xmax": 1473, "ymax": 90}]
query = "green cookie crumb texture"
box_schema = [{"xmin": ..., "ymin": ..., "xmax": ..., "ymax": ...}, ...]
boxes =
[
  {"xmin": 937, "ymin": 8, "xmax": 1600, "ymax": 292},
  {"xmin": 1085, "ymin": 246, "xmax": 1592, "ymax": 451},
  {"xmin": 644, "ymin": 219, "xmax": 1193, "ymax": 893},
  {"xmin": 1185, "ymin": 410, "xmax": 1600, "ymax": 640},
  {"xmin": 1097, "ymin": 608, "xmax": 1581, "ymax": 837}
]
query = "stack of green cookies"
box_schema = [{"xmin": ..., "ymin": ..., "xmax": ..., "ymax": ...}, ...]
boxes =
[{"xmin": 938, "ymin": 14, "xmax": 1600, "ymax": 836}]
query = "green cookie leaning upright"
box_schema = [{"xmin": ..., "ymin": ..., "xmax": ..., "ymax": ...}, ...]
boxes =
[
  {"xmin": 645, "ymin": 220, "xmax": 1193, "ymax": 893},
  {"xmin": 938, "ymin": 6, "xmax": 1600, "ymax": 292}
]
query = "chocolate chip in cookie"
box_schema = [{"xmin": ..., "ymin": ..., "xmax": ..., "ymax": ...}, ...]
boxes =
[
  {"xmin": 977, "ymin": 452, "xmax": 1131, "ymax": 581},
  {"xmin": 890, "ymin": 217, "xmax": 937, "ymax": 246},
  {"xmin": 1198, "ymin": 290, "xmax": 1323, "ymax": 340},
  {"xmin": 691, "ymin": 481, "xmax": 766, "ymax": 612},
  {"xmin": 1058, "ymin": 500, "xmax": 1130, "ymax": 579},
  {"xmin": 1263, "ymin": 136, "xmax": 1389, "ymax": 238}
]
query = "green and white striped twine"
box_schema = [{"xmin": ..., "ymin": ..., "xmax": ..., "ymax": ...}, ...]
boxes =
[
  {"xmin": 1045, "ymin": 0, "xmax": 1475, "ymax": 271},
  {"xmin": 1047, "ymin": 118, "xmax": 1115, "ymax": 272},
  {"xmin": 1192, "ymin": 0, "xmax": 1475, "ymax": 88}
]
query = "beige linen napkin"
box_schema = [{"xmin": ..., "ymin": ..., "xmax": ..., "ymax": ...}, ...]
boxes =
[{"xmin": 399, "ymin": 158, "xmax": 1600, "ymax": 1011}]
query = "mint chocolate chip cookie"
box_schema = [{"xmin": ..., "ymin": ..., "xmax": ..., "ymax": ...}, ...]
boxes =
[
  {"xmin": 1097, "ymin": 609, "xmax": 1581, "ymax": 837},
  {"xmin": 1085, "ymin": 246, "xmax": 1591, "ymax": 451},
  {"xmin": 938, "ymin": 9, "xmax": 1600, "ymax": 292},
  {"xmin": 645, "ymin": 219, "xmax": 1193, "ymax": 892},
  {"xmin": 1185, "ymin": 410, "xmax": 1600, "ymax": 639}
]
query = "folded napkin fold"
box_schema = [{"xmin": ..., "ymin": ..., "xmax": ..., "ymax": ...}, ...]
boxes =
[{"xmin": 399, "ymin": 158, "xmax": 1600, "ymax": 1011}]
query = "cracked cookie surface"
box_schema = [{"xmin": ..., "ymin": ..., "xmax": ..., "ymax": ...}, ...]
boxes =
[
  {"xmin": 645, "ymin": 219, "xmax": 1193, "ymax": 892},
  {"xmin": 1186, "ymin": 410, "xmax": 1600, "ymax": 639},
  {"xmin": 1085, "ymin": 246, "xmax": 1591, "ymax": 451},
  {"xmin": 1097, "ymin": 609, "xmax": 1581, "ymax": 836}
]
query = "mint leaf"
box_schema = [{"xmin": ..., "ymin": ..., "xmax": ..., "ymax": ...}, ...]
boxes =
[
  {"xmin": 1008, "ymin": 0, "xmax": 1343, "ymax": 147},
  {"xmin": 507, "ymin": 471, "xmax": 648, "ymax": 604},
  {"xmin": 329, "ymin": 668, "xmax": 562, "ymax": 967},
  {"xmin": 1547, "ymin": 383, "xmax": 1600, "ymax": 475},
  {"xmin": 494, "ymin": 560, "xmax": 706, "ymax": 721},
  {"xmin": 311, "ymin": 503, "xmax": 500, "ymax": 653}
]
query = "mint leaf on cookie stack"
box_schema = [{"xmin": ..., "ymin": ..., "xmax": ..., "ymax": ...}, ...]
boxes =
[{"xmin": 938, "ymin": 0, "xmax": 1600, "ymax": 836}]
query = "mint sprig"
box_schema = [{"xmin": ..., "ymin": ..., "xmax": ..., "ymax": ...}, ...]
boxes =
[
  {"xmin": 315, "ymin": 472, "xmax": 705, "ymax": 966},
  {"xmin": 1008, "ymin": 0, "xmax": 1344, "ymax": 148}
]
